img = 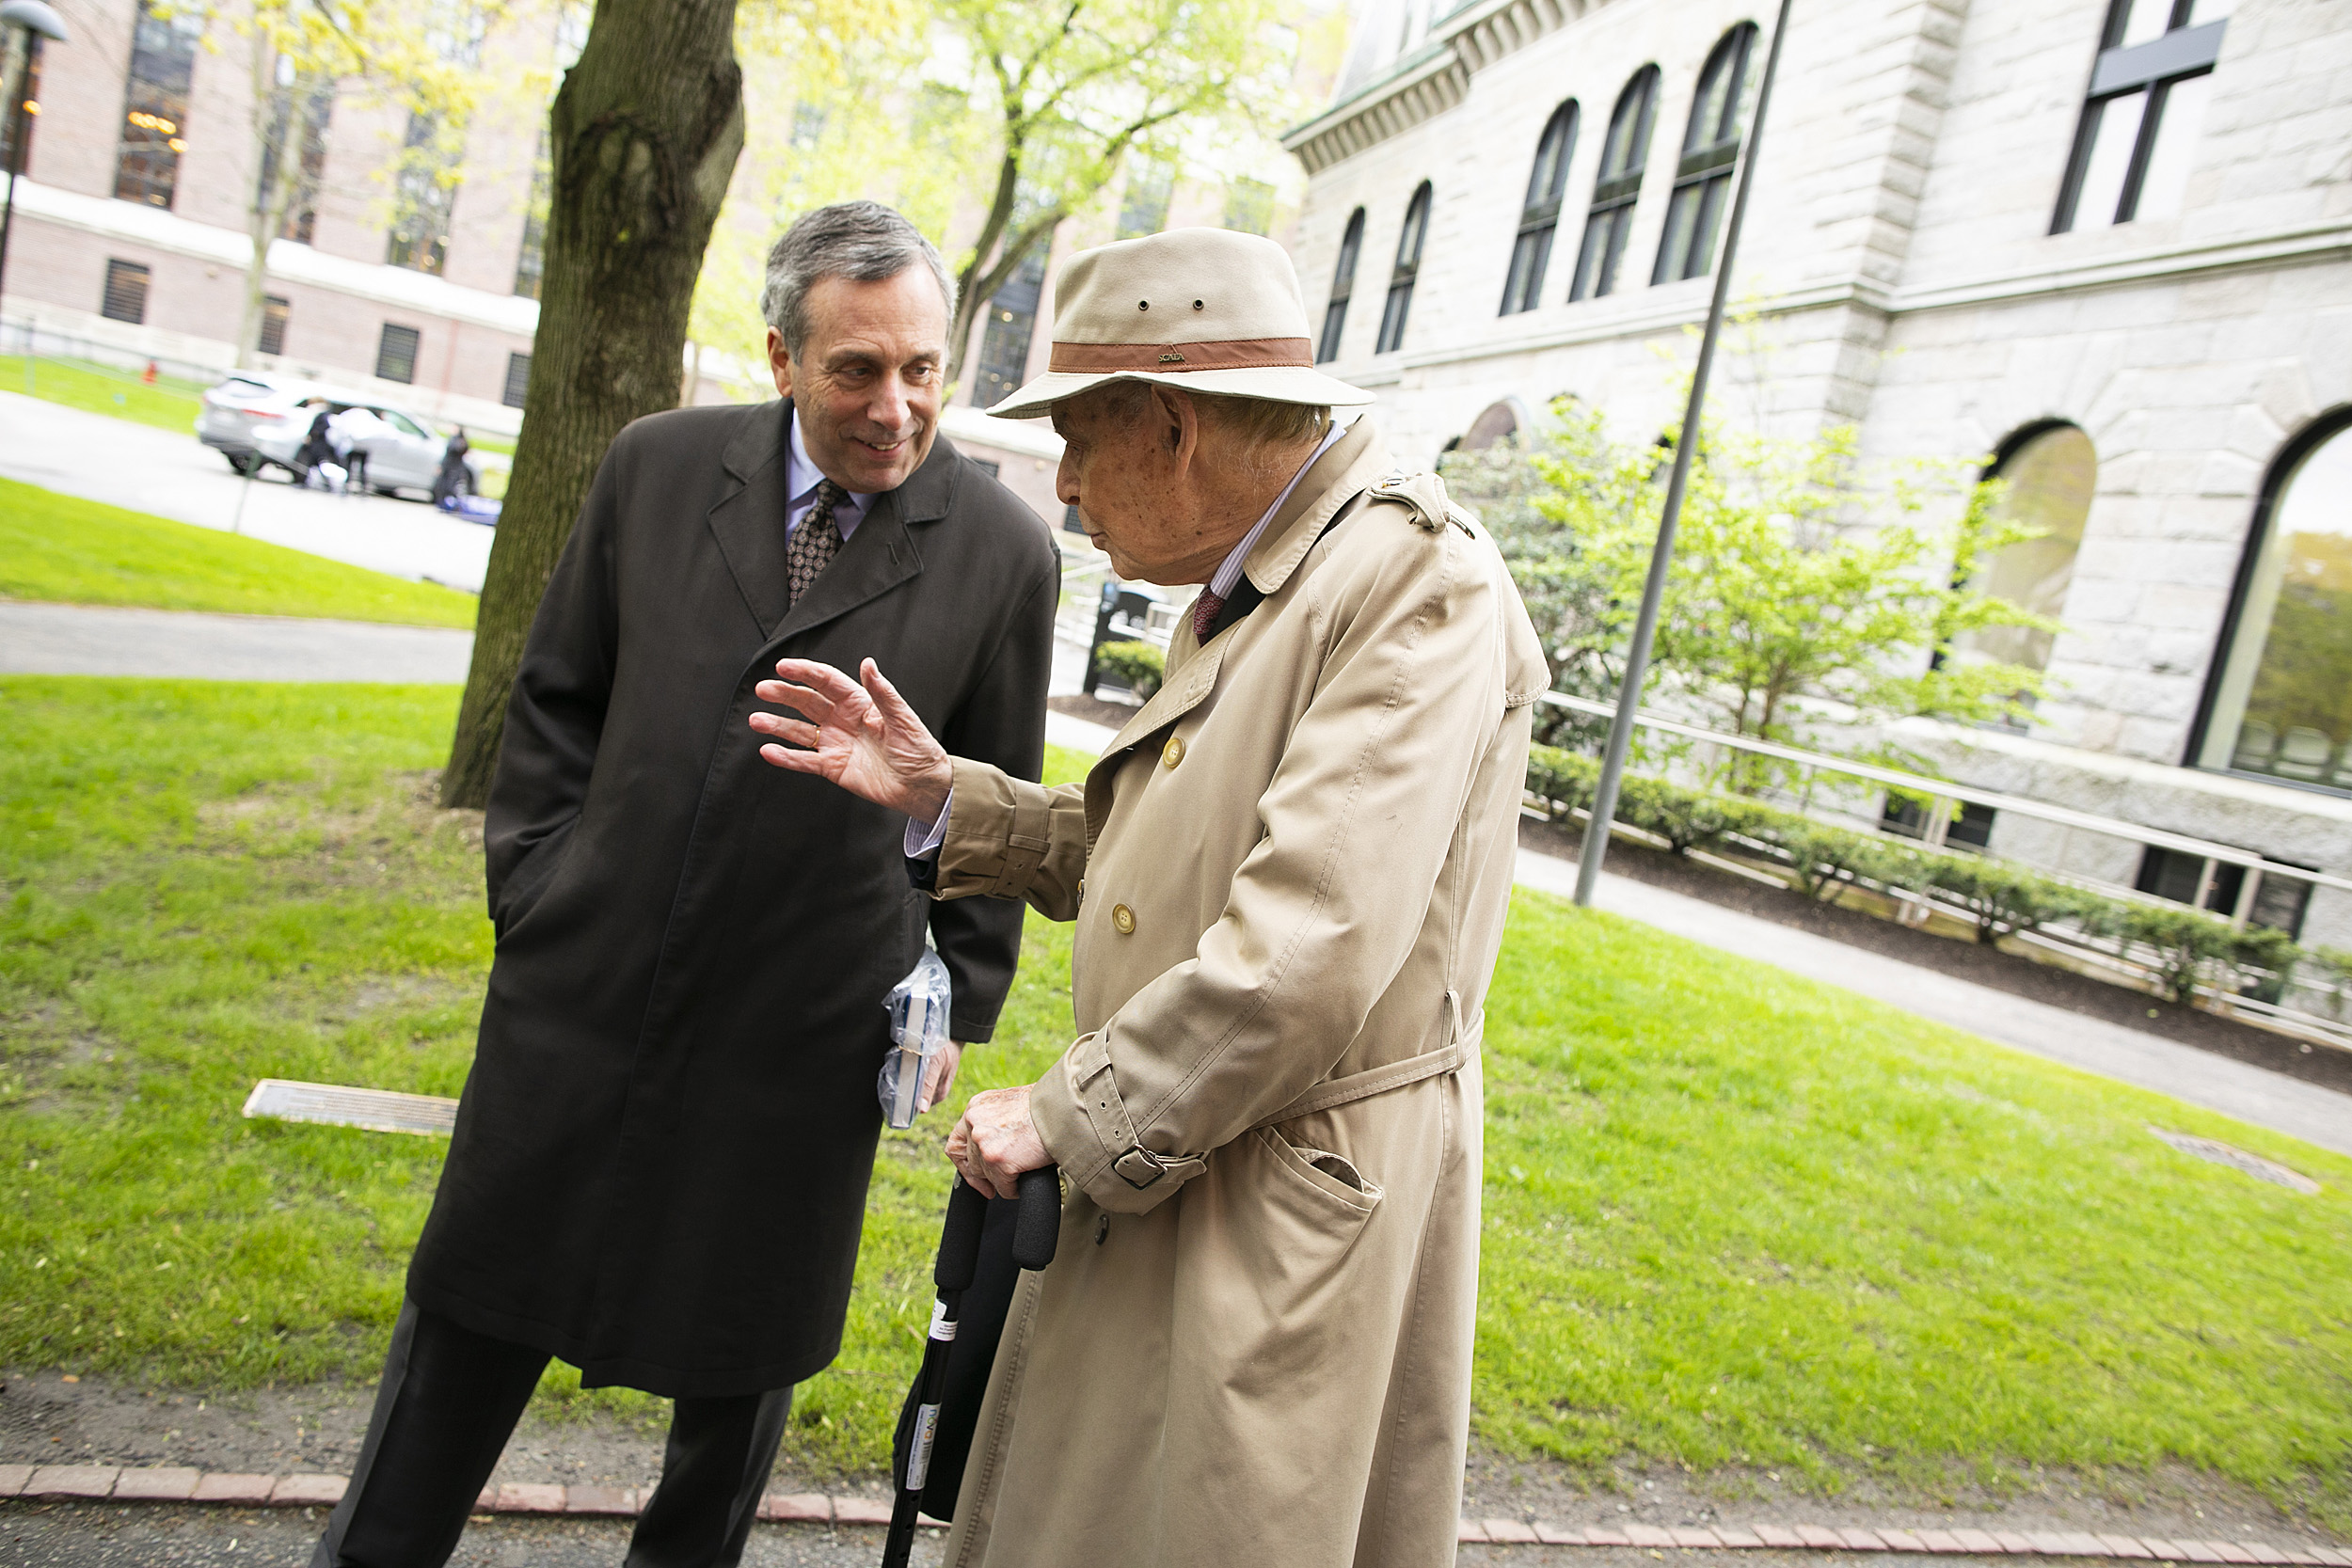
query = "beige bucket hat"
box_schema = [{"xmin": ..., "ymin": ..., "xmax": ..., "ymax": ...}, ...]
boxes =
[{"xmin": 987, "ymin": 227, "xmax": 1376, "ymax": 420}]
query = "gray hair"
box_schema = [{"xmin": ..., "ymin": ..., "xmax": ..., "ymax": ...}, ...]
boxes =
[{"xmin": 760, "ymin": 201, "xmax": 958, "ymax": 357}]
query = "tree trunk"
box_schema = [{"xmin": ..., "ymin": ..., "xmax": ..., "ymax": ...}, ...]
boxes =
[
  {"xmin": 438, "ymin": 0, "xmax": 745, "ymax": 809},
  {"xmin": 235, "ymin": 34, "xmax": 295, "ymax": 368}
]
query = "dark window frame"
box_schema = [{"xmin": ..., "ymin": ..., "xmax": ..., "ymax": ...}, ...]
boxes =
[
  {"xmin": 1375, "ymin": 182, "xmax": 1432, "ymax": 356},
  {"xmin": 113, "ymin": 0, "xmax": 203, "ymax": 211},
  {"xmin": 1653, "ymin": 24, "xmax": 1757, "ymax": 286},
  {"xmin": 2050, "ymin": 0, "xmax": 2225, "ymax": 233},
  {"xmin": 101, "ymin": 259, "xmax": 151, "ymax": 324},
  {"xmin": 1568, "ymin": 67, "xmax": 1661, "ymax": 302},
  {"xmin": 2185, "ymin": 404, "xmax": 2352, "ymax": 796},
  {"xmin": 972, "ymin": 242, "xmax": 1049, "ymax": 410},
  {"xmin": 1500, "ymin": 101, "xmax": 1579, "ymax": 316},
  {"xmin": 501, "ymin": 351, "xmax": 531, "ymax": 409},
  {"xmin": 375, "ymin": 322, "xmax": 421, "ymax": 385},
  {"xmin": 1315, "ymin": 207, "xmax": 1366, "ymax": 364},
  {"xmin": 258, "ymin": 293, "xmax": 290, "ymax": 356}
]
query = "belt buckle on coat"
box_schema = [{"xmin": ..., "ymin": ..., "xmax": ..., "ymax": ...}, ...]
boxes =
[{"xmin": 1113, "ymin": 1145, "xmax": 1168, "ymax": 1189}]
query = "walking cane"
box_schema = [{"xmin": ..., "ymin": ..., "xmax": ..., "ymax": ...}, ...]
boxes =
[{"xmin": 881, "ymin": 1166, "xmax": 1059, "ymax": 1568}]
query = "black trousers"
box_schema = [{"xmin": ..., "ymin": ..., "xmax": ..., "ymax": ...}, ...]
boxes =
[{"xmin": 312, "ymin": 1300, "xmax": 791, "ymax": 1568}]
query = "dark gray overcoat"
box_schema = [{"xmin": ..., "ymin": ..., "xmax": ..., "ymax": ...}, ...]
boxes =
[{"xmin": 407, "ymin": 399, "xmax": 1059, "ymax": 1398}]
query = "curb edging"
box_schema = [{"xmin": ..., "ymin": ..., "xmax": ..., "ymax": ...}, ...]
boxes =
[{"xmin": 2, "ymin": 1465, "xmax": 2344, "ymax": 1560}]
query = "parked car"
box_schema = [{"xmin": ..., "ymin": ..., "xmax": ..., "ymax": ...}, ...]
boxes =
[{"xmin": 195, "ymin": 371, "xmax": 485, "ymax": 500}]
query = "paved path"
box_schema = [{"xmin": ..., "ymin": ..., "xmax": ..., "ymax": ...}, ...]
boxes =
[
  {"xmin": 0, "ymin": 601, "xmax": 474, "ymax": 684},
  {"xmin": 0, "ymin": 391, "xmax": 495, "ymax": 592}
]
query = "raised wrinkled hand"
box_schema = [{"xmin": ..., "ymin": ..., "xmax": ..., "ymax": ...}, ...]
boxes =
[{"xmin": 750, "ymin": 657, "xmax": 953, "ymax": 825}]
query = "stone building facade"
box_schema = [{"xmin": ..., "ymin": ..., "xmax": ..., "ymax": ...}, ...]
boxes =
[{"xmin": 1282, "ymin": 0, "xmax": 2352, "ymax": 947}]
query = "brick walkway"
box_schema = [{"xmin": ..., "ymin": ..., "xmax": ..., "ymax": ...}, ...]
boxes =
[{"xmin": 4, "ymin": 1466, "xmax": 2344, "ymax": 1562}]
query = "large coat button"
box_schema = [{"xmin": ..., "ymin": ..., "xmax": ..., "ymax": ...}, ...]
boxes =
[
  {"xmin": 1163, "ymin": 736, "xmax": 1185, "ymax": 768},
  {"xmin": 1111, "ymin": 903, "xmax": 1136, "ymax": 934}
]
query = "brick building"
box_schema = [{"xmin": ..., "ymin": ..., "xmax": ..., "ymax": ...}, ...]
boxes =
[
  {"xmin": 1, "ymin": 0, "xmax": 560, "ymax": 430},
  {"xmin": 1282, "ymin": 0, "xmax": 2352, "ymax": 946}
]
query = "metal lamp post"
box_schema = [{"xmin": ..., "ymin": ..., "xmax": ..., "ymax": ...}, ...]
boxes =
[
  {"xmin": 1571, "ymin": 0, "xmax": 1795, "ymax": 907},
  {"xmin": 0, "ymin": 0, "xmax": 69, "ymax": 326}
]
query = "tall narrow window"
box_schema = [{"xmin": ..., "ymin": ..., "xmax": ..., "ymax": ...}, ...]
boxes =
[
  {"xmin": 1501, "ymin": 102, "xmax": 1579, "ymax": 316},
  {"xmin": 973, "ymin": 244, "xmax": 1049, "ymax": 410},
  {"xmin": 258, "ymin": 79, "xmax": 334, "ymax": 243},
  {"xmin": 1118, "ymin": 157, "xmax": 1175, "ymax": 239},
  {"xmin": 114, "ymin": 0, "xmax": 203, "ymax": 210},
  {"xmin": 2195, "ymin": 416, "xmax": 2352, "ymax": 794},
  {"xmin": 258, "ymin": 294, "xmax": 290, "ymax": 356},
  {"xmin": 502, "ymin": 352, "xmax": 532, "ymax": 409},
  {"xmin": 101, "ymin": 260, "xmax": 151, "ymax": 324},
  {"xmin": 1316, "ymin": 208, "xmax": 1365, "ymax": 364},
  {"xmin": 2052, "ymin": 0, "xmax": 2228, "ymax": 232},
  {"xmin": 1951, "ymin": 423, "xmax": 2096, "ymax": 679},
  {"xmin": 2, "ymin": 27, "xmax": 44, "ymax": 174},
  {"xmin": 1375, "ymin": 182, "xmax": 1430, "ymax": 355},
  {"xmin": 386, "ymin": 113, "xmax": 459, "ymax": 275},
  {"xmin": 1654, "ymin": 25, "xmax": 1756, "ymax": 285},
  {"xmin": 1224, "ymin": 177, "xmax": 1276, "ymax": 236},
  {"xmin": 1568, "ymin": 68, "xmax": 1660, "ymax": 302},
  {"xmin": 513, "ymin": 130, "xmax": 551, "ymax": 298},
  {"xmin": 376, "ymin": 323, "xmax": 421, "ymax": 384}
]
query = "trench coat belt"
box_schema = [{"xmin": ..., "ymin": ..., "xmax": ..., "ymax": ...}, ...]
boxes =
[{"xmin": 1088, "ymin": 991, "xmax": 1482, "ymax": 1192}]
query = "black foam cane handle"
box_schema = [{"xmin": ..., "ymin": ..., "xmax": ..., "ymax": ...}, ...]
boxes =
[
  {"xmin": 934, "ymin": 1176, "xmax": 989, "ymax": 1293},
  {"xmin": 1011, "ymin": 1165, "xmax": 1061, "ymax": 1272}
]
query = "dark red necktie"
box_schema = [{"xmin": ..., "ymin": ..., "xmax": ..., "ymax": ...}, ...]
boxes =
[{"xmin": 1192, "ymin": 589, "xmax": 1225, "ymax": 641}]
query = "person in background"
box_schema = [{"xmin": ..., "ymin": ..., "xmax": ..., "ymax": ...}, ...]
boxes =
[
  {"xmin": 326, "ymin": 404, "xmax": 389, "ymax": 494},
  {"xmin": 294, "ymin": 404, "xmax": 340, "ymax": 490},
  {"xmin": 432, "ymin": 425, "xmax": 472, "ymax": 509}
]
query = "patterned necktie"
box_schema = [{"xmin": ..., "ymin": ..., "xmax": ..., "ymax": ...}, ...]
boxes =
[
  {"xmin": 787, "ymin": 480, "xmax": 850, "ymax": 606},
  {"xmin": 1192, "ymin": 589, "xmax": 1225, "ymax": 642}
]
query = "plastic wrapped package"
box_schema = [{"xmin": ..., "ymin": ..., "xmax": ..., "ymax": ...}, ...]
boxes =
[{"xmin": 880, "ymin": 948, "xmax": 953, "ymax": 1129}]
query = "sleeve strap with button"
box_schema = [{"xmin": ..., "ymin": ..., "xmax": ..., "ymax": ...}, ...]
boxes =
[{"xmin": 929, "ymin": 755, "xmax": 1089, "ymax": 920}]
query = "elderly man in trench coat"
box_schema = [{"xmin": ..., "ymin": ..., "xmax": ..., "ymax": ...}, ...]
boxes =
[{"xmin": 754, "ymin": 228, "xmax": 1549, "ymax": 1566}]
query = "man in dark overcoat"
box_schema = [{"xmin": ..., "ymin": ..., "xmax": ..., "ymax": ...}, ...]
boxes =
[{"xmin": 312, "ymin": 202, "xmax": 1059, "ymax": 1568}]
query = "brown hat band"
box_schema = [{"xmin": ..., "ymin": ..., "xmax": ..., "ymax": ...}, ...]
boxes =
[{"xmin": 1048, "ymin": 337, "xmax": 1314, "ymax": 373}]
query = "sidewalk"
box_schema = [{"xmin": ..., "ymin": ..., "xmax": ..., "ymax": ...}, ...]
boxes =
[
  {"xmin": 0, "ymin": 600, "xmax": 473, "ymax": 685},
  {"xmin": 0, "ymin": 391, "xmax": 496, "ymax": 592}
]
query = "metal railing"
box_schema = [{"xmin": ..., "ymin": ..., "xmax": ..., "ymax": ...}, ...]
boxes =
[{"xmin": 1542, "ymin": 690, "xmax": 2352, "ymax": 927}]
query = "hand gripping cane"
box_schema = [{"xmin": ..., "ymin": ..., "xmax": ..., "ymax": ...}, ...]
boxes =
[{"xmin": 881, "ymin": 1167, "xmax": 1059, "ymax": 1567}]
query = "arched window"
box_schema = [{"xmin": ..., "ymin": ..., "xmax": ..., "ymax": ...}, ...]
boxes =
[
  {"xmin": 1568, "ymin": 68, "xmax": 1660, "ymax": 302},
  {"xmin": 1500, "ymin": 102, "xmax": 1579, "ymax": 316},
  {"xmin": 1316, "ymin": 208, "xmax": 1365, "ymax": 364},
  {"xmin": 2193, "ymin": 412, "xmax": 2352, "ymax": 791},
  {"xmin": 1654, "ymin": 24, "xmax": 1757, "ymax": 285},
  {"xmin": 1375, "ymin": 182, "xmax": 1431, "ymax": 355},
  {"xmin": 1952, "ymin": 422, "xmax": 2095, "ymax": 677}
]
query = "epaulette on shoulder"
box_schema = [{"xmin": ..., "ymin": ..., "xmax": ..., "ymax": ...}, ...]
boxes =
[{"xmin": 1367, "ymin": 469, "xmax": 1480, "ymax": 538}]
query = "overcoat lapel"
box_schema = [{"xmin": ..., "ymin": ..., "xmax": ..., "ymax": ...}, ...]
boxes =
[
  {"xmin": 706, "ymin": 401, "xmax": 795, "ymax": 639},
  {"xmin": 705, "ymin": 402, "xmax": 961, "ymax": 644}
]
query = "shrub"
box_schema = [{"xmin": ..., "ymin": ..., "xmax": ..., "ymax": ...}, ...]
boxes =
[
  {"xmin": 1755, "ymin": 816, "xmax": 1928, "ymax": 905},
  {"xmin": 1921, "ymin": 857, "xmax": 2098, "ymax": 946},
  {"xmin": 1525, "ymin": 745, "xmax": 1598, "ymax": 823},
  {"xmin": 1615, "ymin": 773, "xmax": 1757, "ymax": 857},
  {"xmin": 1091, "ymin": 640, "xmax": 1165, "ymax": 700},
  {"xmin": 2098, "ymin": 902, "xmax": 2296, "ymax": 1004}
]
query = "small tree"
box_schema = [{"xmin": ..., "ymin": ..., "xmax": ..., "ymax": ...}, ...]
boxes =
[
  {"xmin": 931, "ymin": 0, "xmax": 1291, "ymax": 383},
  {"xmin": 220, "ymin": 0, "xmax": 498, "ymax": 367},
  {"xmin": 1461, "ymin": 396, "xmax": 2055, "ymax": 789}
]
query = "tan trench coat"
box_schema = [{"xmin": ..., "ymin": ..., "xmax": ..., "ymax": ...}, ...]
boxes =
[{"xmin": 930, "ymin": 420, "xmax": 1549, "ymax": 1567}]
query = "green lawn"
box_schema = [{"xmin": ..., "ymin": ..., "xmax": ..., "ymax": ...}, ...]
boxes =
[
  {"xmin": 2, "ymin": 355, "xmax": 208, "ymax": 436},
  {"xmin": 1, "ymin": 679, "xmax": 2346, "ymax": 1522},
  {"xmin": 0, "ymin": 479, "xmax": 480, "ymax": 627}
]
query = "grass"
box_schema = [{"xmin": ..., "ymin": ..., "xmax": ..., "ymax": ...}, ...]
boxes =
[
  {"xmin": 1, "ymin": 679, "xmax": 2346, "ymax": 1522},
  {"xmin": 1, "ymin": 355, "xmax": 208, "ymax": 436},
  {"xmin": 0, "ymin": 479, "xmax": 481, "ymax": 627}
]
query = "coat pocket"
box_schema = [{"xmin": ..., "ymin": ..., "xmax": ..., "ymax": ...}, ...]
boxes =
[{"xmin": 1258, "ymin": 1126, "xmax": 1384, "ymax": 1217}]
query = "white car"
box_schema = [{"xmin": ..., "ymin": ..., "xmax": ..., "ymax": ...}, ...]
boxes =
[{"xmin": 195, "ymin": 372, "xmax": 485, "ymax": 501}]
